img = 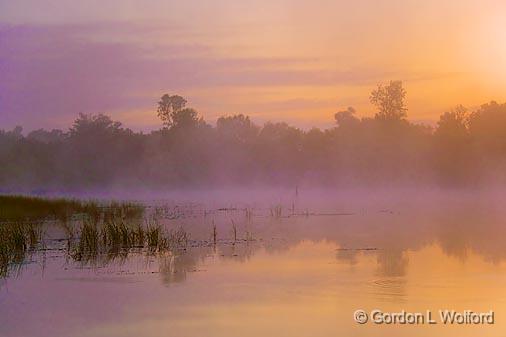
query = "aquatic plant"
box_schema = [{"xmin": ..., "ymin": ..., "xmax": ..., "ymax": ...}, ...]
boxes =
[
  {"xmin": 270, "ymin": 204, "xmax": 282, "ymax": 218},
  {"xmin": 73, "ymin": 221, "xmax": 99, "ymax": 261},
  {"xmin": 212, "ymin": 220, "xmax": 217, "ymax": 245},
  {"xmin": 0, "ymin": 222, "xmax": 42, "ymax": 277},
  {"xmin": 231, "ymin": 219, "xmax": 237, "ymax": 243},
  {"xmin": 146, "ymin": 223, "xmax": 163, "ymax": 249},
  {"xmin": 0, "ymin": 195, "xmax": 144, "ymax": 223},
  {"xmin": 70, "ymin": 217, "xmax": 190, "ymax": 262},
  {"xmin": 0, "ymin": 196, "xmax": 205, "ymax": 277},
  {"xmin": 245, "ymin": 208, "xmax": 253, "ymax": 221},
  {"xmin": 169, "ymin": 226, "xmax": 189, "ymax": 250},
  {"xmin": 244, "ymin": 231, "xmax": 254, "ymax": 242},
  {"xmin": 101, "ymin": 221, "xmax": 144, "ymax": 248},
  {"xmin": 0, "ymin": 195, "xmax": 83, "ymax": 221}
]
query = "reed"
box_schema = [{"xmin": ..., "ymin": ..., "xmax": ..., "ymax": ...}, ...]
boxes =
[
  {"xmin": 0, "ymin": 195, "xmax": 200, "ymax": 275},
  {"xmin": 71, "ymin": 216, "xmax": 190, "ymax": 254},
  {"xmin": 244, "ymin": 231, "xmax": 254, "ymax": 242},
  {"xmin": 212, "ymin": 220, "xmax": 217, "ymax": 245},
  {"xmin": 102, "ymin": 221, "xmax": 142, "ymax": 248},
  {"xmin": 270, "ymin": 204, "xmax": 282, "ymax": 218},
  {"xmin": 171, "ymin": 226, "xmax": 189, "ymax": 249},
  {"xmin": 231, "ymin": 219, "xmax": 237, "ymax": 243},
  {"xmin": 0, "ymin": 222, "xmax": 42, "ymax": 277},
  {"xmin": 0, "ymin": 195, "xmax": 144, "ymax": 223},
  {"xmin": 73, "ymin": 221, "xmax": 99, "ymax": 261},
  {"xmin": 245, "ymin": 208, "xmax": 253, "ymax": 221},
  {"xmin": 0, "ymin": 195, "xmax": 83, "ymax": 221},
  {"xmin": 146, "ymin": 223, "xmax": 163, "ymax": 249}
]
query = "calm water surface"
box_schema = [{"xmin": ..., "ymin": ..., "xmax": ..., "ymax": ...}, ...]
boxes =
[{"xmin": 1, "ymin": 195, "xmax": 506, "ymax": 337}]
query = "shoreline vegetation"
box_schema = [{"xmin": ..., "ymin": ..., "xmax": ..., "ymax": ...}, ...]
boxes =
[
  {"xmin": 0, "ymin": 195, "xmax": 259, "ymax": 279},
  {"xmin": 0, "ymin": 195, "xmax": 186, "ymax": 278},
  {"xmin": 0, "ymin": 195, "xmax": 142, "ymax": 221},
  {"xmin": 2, "ymin": 81, "xmax": 506, "ymax": 190},
  {"xmin": 2, "ymin": 192, "xmax": 506, "ymax": 282}
]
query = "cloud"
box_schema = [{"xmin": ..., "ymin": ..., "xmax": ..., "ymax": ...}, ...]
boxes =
[{"xmin": 0, "ymin": 23, "xmax": 452, "ymax": 131}]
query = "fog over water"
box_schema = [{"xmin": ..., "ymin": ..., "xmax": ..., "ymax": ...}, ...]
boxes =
[
  {"xmin": 3, "ymin": 2, "xmax": 506, "ymax": 336},
  {"xmin": 2, "ymin": 190, "xmax": 506, "ymax": 337}
]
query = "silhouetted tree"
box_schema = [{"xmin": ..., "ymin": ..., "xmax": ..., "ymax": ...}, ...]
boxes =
[
  {"xmin": 171, "ymin": 108, "xmax": 204, "ymax": 129},
  {"xmin": 157, "ymin": 94, "xmax": 205, "ymax": 130},
  {"xmin": 334, "ymin": 107, "xmax": 359, "ymax": 128},
  {"xmin": 157, "ymin": 94, "xmax": 188, "ymax": 128},
  {"xmin": 469, "ymin": 101, "xmax": 506, "ymax": 157},
  {"xmin": 467, "ymin": 101, "xmax": 506, "ymax": 181},
  {"xmin": 3, "ymin": 85, "xmax": 506, "ymax": 189},
  {"xmin": 66, "ymin": 113, "xmax": 141, "ymax": 186},
  {"xmin": 433, "ymin": 105, "xmax": 471, "ymax": 184},
  {"xmin": 70, "ymin": 113, "xmax": 122, "ymax": 137},
  {"xmin": 257, "ymin": 122, "xmax": 304, "ymax": 183},
  {"xmin": 435, "ymin": 105, "xmax": 468, "ymax": 138},
  {"xmin": 27, "ymin": 129, "xmax": 66, "ymax": 144},
  {"xmin": 370, "ymin": 81, "xmax": 407, "ymax": 121},
  {"xmin": 3, "ymin": 126, "xmax": 23, "ymax": 140},
  {"xmin": 217, "ymin": 114, "xmax": 259, "ymax": 143}
]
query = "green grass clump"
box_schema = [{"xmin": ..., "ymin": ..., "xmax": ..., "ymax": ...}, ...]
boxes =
[
  {"xmin": 0, "ymin": 195, "xmax": 83, "ymax": 221},
  {"xmin": 102, "ymin": 221, "xmax": 145, "ymax": 248},
  {"xmin": 169, "ymin": 227, "xmax": 189, "ymax": 249},
  {"xmin": 0, "ymin": 222, "xmax": 42, "ymax": 277},
  {"xmin": 146, "ymin": 224, "xmax": 162, "ymax": 249},
  {"xmin": 71, "ymin": 219, "xmax": 189, "ymax": 262},
  {"xmin": 270, "ymin": 204, "xmax": 282, "ymax": 218},
  {"xmin": 0, "ymin": 194, "xmax": 144, "ymax": 223},
  {"xmin": 0, "ymin": 195, "xmax": 202, "ymax": 275}
]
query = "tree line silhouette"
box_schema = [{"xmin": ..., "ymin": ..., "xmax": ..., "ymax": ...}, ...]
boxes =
[{"xmin": 1, "ymin": 81, "xmax": 506, "ymax": 190}]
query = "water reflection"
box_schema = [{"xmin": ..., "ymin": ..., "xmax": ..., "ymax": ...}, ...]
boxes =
[
  {"xmin": 376, "ymin": 249, "xmax": 409, "ymax": 277},
  {"xmin": 158, "ymin": 246, "xmax": 213, "ymax": 285},
  {"xmin": 4, "ymin": 200, "xmax": 506, "ymax": 337},
  {"xmin": 4, "ymin": 201, "xmax": 506, "ymax": 285}
]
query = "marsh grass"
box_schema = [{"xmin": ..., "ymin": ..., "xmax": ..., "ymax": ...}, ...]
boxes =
[
  {"xmin": 0, "ymin": 195, "xmax": 144, "ymax": 223},
  {"xmin": 244, "ymin": 231, "xmax": 254, "ymax": 242},
  {"xmin": 245, "ymin": 208, "xmax": 253, "ymax": 221},
  {"xmin": 146, "ymin": 223, "xmax": 163, "ymax": 249},
  {"xmin": 0, "ymin": 195, "xmax": 258, "ymax": 278},
  {"xmin": 0, "ymin": 194, "xmax": 145, "ymax": 275},
  {"xmin": 212, "ymin": 221, "xmax": 217, "ymax": 245},
  {"xmin": 71, "ymin": 218, "xmax": 190, "ymax": 263},
  {"xmin": 169, "ymin": 227, "xmax": 189, "ymax": 250},
  {"xmin": 0, "ymin": 222, "xmax": 42, "ymax": 277},
  {"xmin": 231, "ymin": 219, "xmax": 237, "ymax": 243},
  {"xmin": 0, "ymin": 195, "xmax": 83, "ymax": 221},
  {"xmin": 270, "ymin": 204, "xmax": 282, "ymax": 218}
]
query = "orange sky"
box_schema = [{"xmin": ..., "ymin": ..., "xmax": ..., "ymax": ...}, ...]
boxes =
[{"xmin": 1, "ymin": 0, "xmax": 506, "ymax": 130}]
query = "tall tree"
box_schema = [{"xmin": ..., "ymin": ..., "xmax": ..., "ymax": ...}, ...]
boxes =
[
  {"xmin": 157, "ymin": 94, "xmax": 188, "ymax": 128},
  {"xmin": 370, "ymin": 81, "xmax": 407, "ymax": 121},
  {"xmin": 334, "ymin": 107, "xmax": 359, "ymax": 128},
  {"xmin": 433, "ymin": 105, "xmax": 471, "ymax": 184}
]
